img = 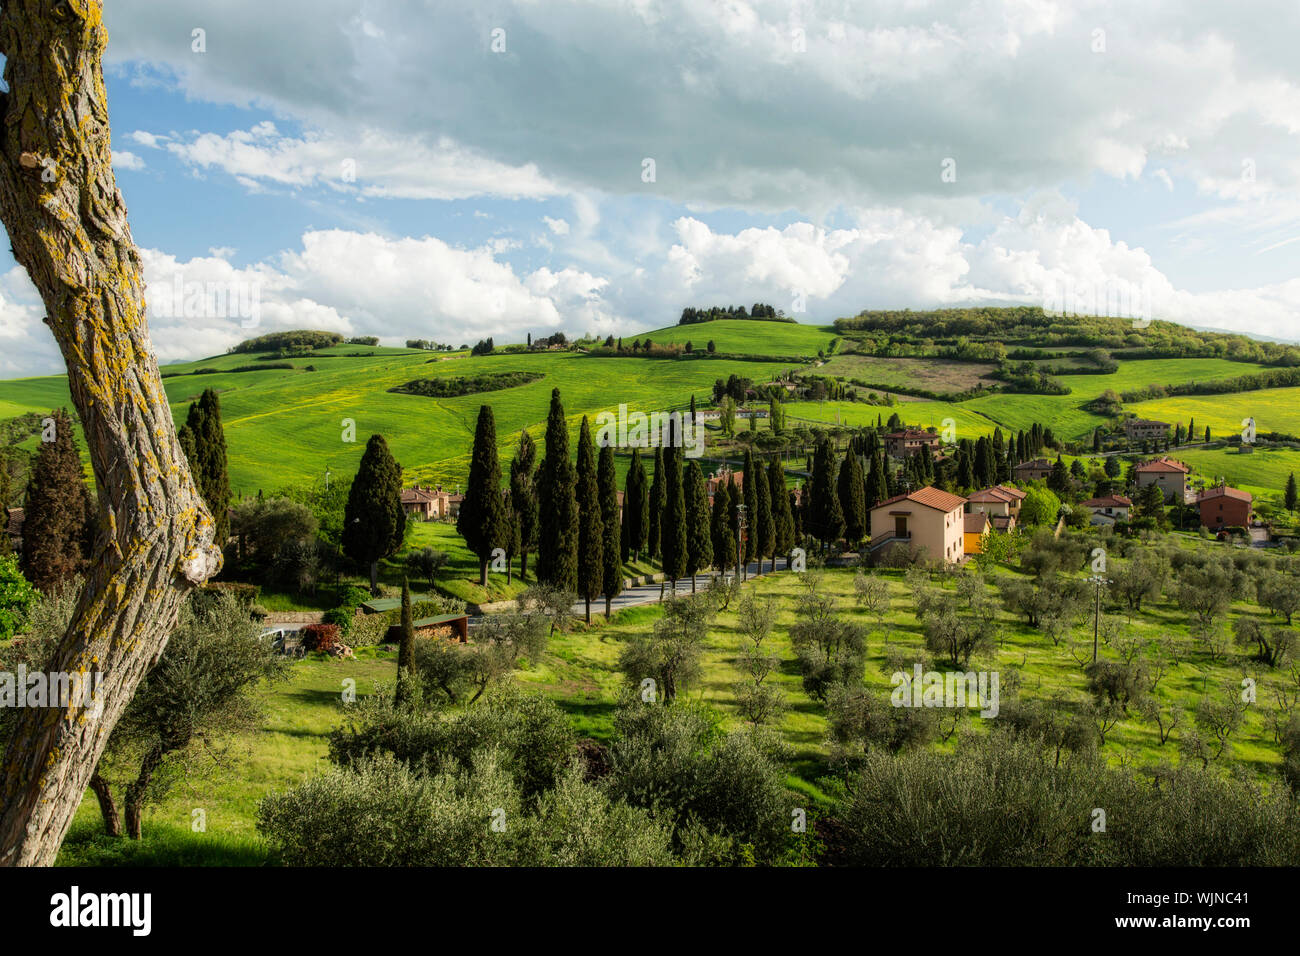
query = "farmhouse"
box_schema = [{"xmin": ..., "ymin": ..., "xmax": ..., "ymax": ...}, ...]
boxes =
[
  {"xmin": 400, "ymin": 484, "xmax": 461, "ymax": 520},
  {"xmin": 1079, "ymin": 494, "xmax": 1132, "ymax": 526},
  {"xmin": 1197, "ymin": 485, "xmax": 1252, "ymax": 531},
  {"xmin": 705, "ymin": 466, "xmax": 744, "ymax": 502},
  {"xmin": 884, "ymin": 429, "xmax": 942, "ymax": 459},
  {"xmin": 1123, "ymin": 418, "xmax": 1170, "ymax": 442},
  {"xmin": 963, "ymin": 512, "xmax": 991, "ymax": 555},
  {"xmin": 965, "ymin": 484, "xmax": 1025, "ymax": 532},
  {"xmin": 1012, "ymin": 458, "xmax": 1053, "ymax": 481},
  {"xmin": 868, "ymin": 486, "xmax": 967, "ymax": 564},
  {"xmin": 1135, "ymin": 457, "xmax": 1190, "ymax": 502}
]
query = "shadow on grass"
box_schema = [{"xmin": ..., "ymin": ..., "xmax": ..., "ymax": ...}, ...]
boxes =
[{"xmin": 56, "ymin": 821, "xmax": 271, "ymax": 867}]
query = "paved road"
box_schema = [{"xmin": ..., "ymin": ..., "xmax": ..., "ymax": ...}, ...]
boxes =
[{"xmin": 470, "ymin": 556, "xmax": 796, "ymax": 627}]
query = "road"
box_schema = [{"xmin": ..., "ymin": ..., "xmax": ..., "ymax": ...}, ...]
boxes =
[{"xmin": 470, "ymin": 556, "xmax": 796, "ymax": 627}]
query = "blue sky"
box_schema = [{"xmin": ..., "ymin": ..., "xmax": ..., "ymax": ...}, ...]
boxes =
[{"xmin": 2, "ymin": 0, "xmax": 1298, "ymax": 376}]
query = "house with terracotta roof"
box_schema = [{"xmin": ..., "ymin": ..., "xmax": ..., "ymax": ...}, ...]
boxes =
[
  {"xmin": 884, "ymin": 429, "xmax": 942, "ymax": 459},
  {"xmin": 965, "ymin": 484, "xmax": 1026, "ymax": 532},
  {"xmin": 963, "ymin": 512, "xmax": 991, "ymax": 555},
  {"xmin": 1079, "ymin": 494, "xmax": 1132, "ymax": 526},
  {"xmin": 401, "ymin": 484, "xmax": 453, "ymax": 520},
  {"xmin": 1012, "ymin": 458, "xmax": 1053, "ymax": 481},
  {"xmin": 1197, "ymin": 485, "xmax": 1252, "ymax": 531},
  {"xmin": 1135, "ymin": 457, "xmax": 1190, "ymax": 502},
  {"xmin": 868, "ymin": 486, "xmax": 967, "ymax": 564}
]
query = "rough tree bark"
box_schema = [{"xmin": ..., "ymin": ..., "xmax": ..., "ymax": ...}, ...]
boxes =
[{"xmin": 0, "ymin": 0, "xmax": 222, "ymax": 866}]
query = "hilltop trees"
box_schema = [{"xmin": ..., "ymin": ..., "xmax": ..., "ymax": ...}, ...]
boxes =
[
  {"xmin": 575, "ymin": 417, "xmax": 604, "ymax": 623},
  {"xmin": 20, "ymin": 409, "xmax": 94, "ymax": 593},
  {"xmin": 458, "ymin": 406, "xmax": 509, "ymax": 587},
  {"xmin": 178, "ymin": 388, "xmax": 232, "ymax": 545},
  {"xmin": 343, "ymin": 435, "xmax": 407, "ymax": 593},
  {"xmin": 536, "ymin": 389, "xmax": 579, "ymax": 591},
  {"xmin": 598, "ymin": 443, "xmax": 623, "ymax": 618},
  {"xmin": 509, "ymin": 431, "xmax": 539, "ymax": 580},
  {"xmin": 622, "ymin": 448, "xmax": 649, "ymax": 562}
]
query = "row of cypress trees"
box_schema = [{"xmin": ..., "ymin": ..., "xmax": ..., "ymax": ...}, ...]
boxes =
[{"xmin": 457, "ymin": 389, "xmax": 810, "ymax": 620}]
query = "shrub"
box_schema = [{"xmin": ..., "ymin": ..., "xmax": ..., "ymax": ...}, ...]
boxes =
[
  {"xmin": 301, "ymin": 623, "xmax": 340, "ymax": 652},
  {"xmin": 322, "ymin": 606, "xmax": 355, "ymax": 639}
]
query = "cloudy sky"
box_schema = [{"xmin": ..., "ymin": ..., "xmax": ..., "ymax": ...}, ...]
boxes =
[{"xmin": 3, "ymin": 0, "xmax": 1299, "ymax": 375}]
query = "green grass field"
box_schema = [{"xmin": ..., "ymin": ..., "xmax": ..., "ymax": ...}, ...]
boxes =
[
  {"xmin": 637, "ymin": 318, "xmax": 836, "ymax": 356},
  {"xmin": 0, "ymin": 338, "xmax": 802, "ymax": 496},
  {"xmin": 1130, "ymin": 386, "xmax": 1300, "ymax": 440},
  {"xmin": 56, "ymin": 546, "xmax": 1295, "ymax": 863}
]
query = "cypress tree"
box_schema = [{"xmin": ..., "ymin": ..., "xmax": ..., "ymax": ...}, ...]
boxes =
[
  {"xmin": 958, "ymin": 447, "xmax": 975, "ymax": 491},
  {"xmin": 536, "ymin": 388, "xmax": 579, "ymax": 590},
  {"xmin": 458, "ymin": 405, "xmax": 509, "ymax": 586},
  {"xmin": 185, "ymin": 388, "xmax": 231, "ymax": 543},
  {"xmin": 647, "ymin": 447, "xmax": 664, "ymax": 560},
  {"xmin": 742, "ymin": 450, "xmax": 759, "ymax": 565},
  {"xmin": 660, "ymin": 433, "xmax": 687, "ymax": 592},
  {"xmin": 768, "ymin": 459, "xmax": 794, "ymax": 569},
  {"xmin": 20, "ymin": 408, "xmax": 93, "ymax": 592},
  {"xmin": 342, "ymin": 434, "xmax": 406, "ymax": 593},
  {"xmin": 1286, "ymin": 472, "xmax": 1297, "ymax": 514},
  {"xmin": 754, "ymin": 456, "xmax": 774, "ymax": 573},
  {"xmin": 509, "ymin": 430, "xmax": 539, "ymax": 580},
  {"xmin": 867, "ymin": 450, "xmax": 889, "ymax": 510},
  {"xmin": 837, "ymin": 451, "xmax": 867, "ymax": 548},
  {"xmin": 622, "ymin": 448, "xmax": 649, "ymax": 562},
  {"xmin": 395, "ymin": 577, "xmax": 417, "ymax": 707},
  {"xmin": 808, "ymin": 437, "xmax": 844, "ymax": 550},
  {"xmin": 575, "ymin": 417, "xmax": 604, "ymax": 623},
  {"xmin": 683, "ymin": 460, "xmax": 713, "ymax": 592},
  {"xmin": 711, "ymin": 481, "xmax": 736, "ymax": 573},
  {"xmin": 598, "ymin": 442, "xmax": 622, "ymax": 618}
]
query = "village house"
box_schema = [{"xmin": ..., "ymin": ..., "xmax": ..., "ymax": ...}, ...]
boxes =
[
  {"xmin": 964, "ymin": 484, "xmax": 1025, "ymax": 532},
  {"xmin": 1135, "ymin": 457, "xmax": 1190, "ymax": 502},
  {"xmin": 884, "ymin": 429, "xmax": 942, "ymax": 459},
  {"xmin": 869, "ymin": 486, "xmax": 967, "ymax": 564},
  {"xmin": 400, "ymin": 484, "xmax": 462, "ymax": 520},
  {"xmin": 1012, "ymin": 458, "xmax": 1053, "ymax": 482},
  {"xmin": 1079, "ymin": 494, "xmax": 1132, "ymax": 526},
  {"xmin": 1197, "ymin": 485, "xmax": 1252, "ymax": 531},
  {"xmin": 1123, "ymin": 418, "xmax": 1171, "ymax": 443},
  {"xmin": 963, "ymin": 511, "xmax": 991, "ymax": 555},
  {"xmin": 705, "ymin": 465, "xmax": 744, "ymax": 503}
]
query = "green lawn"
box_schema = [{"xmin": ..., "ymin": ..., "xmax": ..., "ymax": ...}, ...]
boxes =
[
  {"xmin": 0, "ymin": 344, "xmax": 803, "ymax": 496},
  {"xmin": 638, "ymin": 318, "xmax": 836, "ymax": 356},
  {"xmin": 1130, "ymin": 385, "xmax": 1300, "ymax": 441}
]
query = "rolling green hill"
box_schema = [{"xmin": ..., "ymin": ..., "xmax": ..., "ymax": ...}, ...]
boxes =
[{"xmin": 0, "ymin": 336, "xmax": 806, "ymax": 495}]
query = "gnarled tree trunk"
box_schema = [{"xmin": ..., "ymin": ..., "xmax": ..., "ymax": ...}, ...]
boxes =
[{"xmin": 0, "ymin": 0, "xmax": 221, "ymax": 866}]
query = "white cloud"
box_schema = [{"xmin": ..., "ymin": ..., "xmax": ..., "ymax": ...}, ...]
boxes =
[
  {"xmin": 543, "ymin": 216, "xmax": 570, "ymax": 235},
  {"xmin": 112, "ymin": 150, "xmax": 145, "ymax": 171},
  {"xmin": 140, "ymin": 122, "xmax": 561, "ymax": 201}
]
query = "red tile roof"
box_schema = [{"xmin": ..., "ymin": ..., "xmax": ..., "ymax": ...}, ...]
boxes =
[
  {"xmin": 1136, "ymin": 457, "xmax": 1189, "ymax": 474},
  {"xmin": 967, "ymin": 484, "xmax": 1027, "ymax": 503},
  {"xmin": 874, "ymin": 486, "xmax": 967, "ymax": 514},
  {"xmin": 1081, "ymin": 495, "xmax": 1132, "ymax": 508},
  {"xmin": 964, "ymin": 513, "xmax": 991, "ymax": 533},
  {"xmin": 1197, "ymin": 485, "xmax": 1252, "ymax": 503}
]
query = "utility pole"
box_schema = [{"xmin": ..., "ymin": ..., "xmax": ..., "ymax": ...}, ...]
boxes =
[
  {"xmin": 1087, "ymin": 573, "xmax": 1111, "ymax": 662},
  {"xmin": 737, "ymin": 503, "xmax": 748, "ymax": 583}
]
